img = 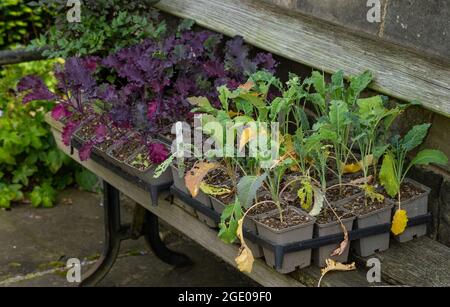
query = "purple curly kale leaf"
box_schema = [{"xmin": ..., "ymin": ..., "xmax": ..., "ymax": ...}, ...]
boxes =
[
  {"xmin": 79, "ymin": 140, "xmax": 95, "ymax": 161},
  {"xmin": 148, "ymin": 142, "xmax": 169, "ymax": 165},
  {"xmin": 17, "ymin": 75, "xmax": 57, "ymax": 104},
  {"xmin": 62, "ymin": 121, "xmax": 79, "ymax": 146},
  {"xmin": 51, "ymin": 103, "xmax": 72, "ymax": 120}
]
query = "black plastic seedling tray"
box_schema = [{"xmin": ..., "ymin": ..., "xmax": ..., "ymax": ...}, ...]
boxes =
[
  {"xmin": 170, "ymin": 186, "xmax": 432, "ymax": 270},
  {"xmin": 71, "ymin": 138, "xmax": 172, "ymax": 206}
]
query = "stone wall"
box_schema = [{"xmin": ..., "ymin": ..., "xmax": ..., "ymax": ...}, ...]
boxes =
[{"xmin": 266, "ymin": 0, "xmax": 450, "ymax": 61}]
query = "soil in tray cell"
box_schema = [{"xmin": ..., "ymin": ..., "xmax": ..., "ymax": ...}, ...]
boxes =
[
  {"xmin": 326, "ymin": 184, "xmax": 362, "ymax": 203},
  {"xmin": 111, "ymin": 134, "xmax": 143, "ymax": 162},
  {"xmin": 382, "ymin": 181, "xmax": 424, "ymax": 202},
  {"xmin": 256, "ymin": 207, "xmax": 312, "ymax": 231},
  {"xmin": 342, "ymin": 195, "xmax": 390, "ymax": 216},
  {"xmin": 315, "ymin": 207, "xmax": 353, "ymax": 224},
  {"xmin": 76, "ymin": 118, "xmax": 101, "ymax": 141},
  {"xmin": 96, "ymin": 125, "xmax": 129, "ymax": 152}
]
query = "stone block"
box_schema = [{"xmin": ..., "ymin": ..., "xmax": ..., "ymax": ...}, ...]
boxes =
[{"xmin": 382, "ymin": 0, "xmax": 450, "ymax": 60}]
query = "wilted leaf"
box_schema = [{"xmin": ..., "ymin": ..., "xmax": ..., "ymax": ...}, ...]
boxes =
[
  {"xmin": 185, "ymin": 162, "xmax": 222, "ymax": 198},
  {"xmin": 343, "ymin": 162, "xmax": 361, "ymax": 174},
  {"xmin": 361, "ymin": 184, "xmax": 384, "ymax": 203},
  {"xmin": 235, "ymin": 217, "xmax": 254, "ymax": 273},
  {"xmin": 309, "ymin": 186, "xmax": 325, "ymax": 216},
  {"xmin": 343, "ymin": 155, "xmax": 373, "ymax": 174},
  {"xmin": 318, "ymin": 259, "xmax": 356, "ymax": 287},
  {"xmin": 330, "ymin": 222, "xmax": 349, "ymax": 257},
  {"xmin": 238, "ymin": 125, "xmax": 267, "ymax": 151},
  {"xmin": 297, "ymin": 179, "xmax": 313, "ymax": 211},
  {"xmin": 200, "ymin": 182, "xmax": 232, "ymax": 196},
  {"xmin": 391, "ymin": 209, "xmax": 408, "ymax": 236}
]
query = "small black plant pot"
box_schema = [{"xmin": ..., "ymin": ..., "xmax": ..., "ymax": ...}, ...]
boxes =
[
  {"xmin": 255, "ymin": 207, "xmax": 315, "ymax": 274},
  {"xmin": 171, "ymin": 166, "xmax": 217, "ymax": 227},
  {"xmin": 313, "ymin": 209, "xmax": 355, "ymax": 268},
  {"xmin": 210, "ymin": 196, "xmax": 264, "ymax": 258},
  {"xmin": 386, "ymin": 178, "xmax": 431, "ymax": 243}
]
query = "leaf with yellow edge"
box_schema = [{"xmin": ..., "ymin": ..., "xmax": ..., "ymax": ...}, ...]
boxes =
[
  {"xmin": 235, "ymin": 217, "xmax": 254, "ymax": 273},
  {"xmin": 391, "ymin": 209, "xmax": 408, "ymax": 236},
  {"xmin": 361, "ymin": 183, "xmax": 384, "ymax": 203},
  {"xmin": 200, "ymin": 182, "xmax": 232, "ymax": 196},
  {"xmin": 343, "ymin": 155, "xmax": 374, "ymax": 174},
  {"xmin": 318, "ymin": 259, "xmax": 356, "ymax": 287},
  {"xmin": 297, "ymin": 179, "xmax": 313, "ymax": 211},
  {"xmin": 185, "ymin": 162, "xmax": 222, "ymax": 198},
  {"xmin": 238, "ymin": 126, "xmax": 267, "ymax": 151}
]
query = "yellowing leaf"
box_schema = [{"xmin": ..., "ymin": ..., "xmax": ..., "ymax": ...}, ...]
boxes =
[
  {"xmin": 391, "ymin": 209, "xmax": 408, "ymax": 236},
  {"xmin": 343, "ymin": 163, "xmax": 361, "ymax": 174},
  {"xmin": 235, "ymin": 217, "xmax": 254, "ymax": 273},
  {"xmin": 185, "ymin": 162, "xmax": 222, "ymax": 198},
  {"xmin": 238, "ymin": 126, "xmax": 267, "ymax": 151},
  {"xmin": 297, "ymin": 179, "xmax": 313, "ymax": 211},
  {"xmin": 238, "ymin": 81, "xmax": 255, "ymax": 92},
  {"xmin": 318, "ymin": 259, "xmax": 356, "ymax": 287},
  {"xmin": 380, "ymin": 153, "xmax": 400, "ymax": 198},
  {"xmin": 361, "ymin": 184, "xmax": 384, "ymax": 203},
  {"xmin": 200, "ymin": 182, "xmax": 232, "ymax": 196},
  {"xmin": 343, "ymin": 155, "xmax": 374, "ymax": 174},
  {"xmin": 228, "ymin": 110, "xmax": 241, "ymax": 118}
]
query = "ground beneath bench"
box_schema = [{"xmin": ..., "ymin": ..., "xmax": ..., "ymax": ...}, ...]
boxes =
[{"xmin": 0, "ymin": 188, "xmax": 257, "ymax": 287}]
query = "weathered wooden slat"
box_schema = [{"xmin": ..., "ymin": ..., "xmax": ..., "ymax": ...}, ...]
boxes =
[
  {"xmin": 354, "ymin": 237, "xmax": 450, "ymax": 287},
  {"xmin": 155, "ymin": 0, "xmax": 450, "ymax": 117},
  {"xmin": 0, "ymin": 48, "xmax": 47, "ymax": 66}
]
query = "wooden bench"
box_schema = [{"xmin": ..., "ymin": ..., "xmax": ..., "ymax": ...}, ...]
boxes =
[
  {"xmin": 46, "ymin": 114, "xmax": 450, "ymax": 287},
  {"xmin": 155, "ymin": 0, "xmax": 450, "ymax": 117}
]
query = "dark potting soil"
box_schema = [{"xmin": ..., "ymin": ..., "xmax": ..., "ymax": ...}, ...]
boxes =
[
  {"xmin": 343, "ymin": 195, "xmax": 390, "ymax": 217},
  {"xmin": 111, "ymin": 134, "xmax": 143, "ymax": 162},
  {"xmin": 96, "ymin": 125, "xmax": 130, "ymax": 151},
  {"xmin": 316, "ymin": 207, "xmax": 353, "ymax": 224},
  {"xmin": 326, "ymin": 185, "xmax": 362, "ymax": 203},
  {"xmin": 75, "ymin": 119, "xmax": 100, "ymax": 141},
  {"xmin": 383, "ymin": 181, "xmax": 425, "ymax": 202},
  {"xmin": 257, "ymin": 208, "xmax": 312, "ymax": 231}
]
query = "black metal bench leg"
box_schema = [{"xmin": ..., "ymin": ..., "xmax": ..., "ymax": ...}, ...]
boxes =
[
  {"xmin": 80, "ymin": 181, "xmax": 124, "ymax": 287},
  {"xmin": 144, "ymin": 210, "xmax": 193, "ymax": 267}
]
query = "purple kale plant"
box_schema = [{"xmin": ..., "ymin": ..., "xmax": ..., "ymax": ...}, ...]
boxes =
[{"xmin": 18, "ymin": 19, "xmax": 277, "ymax": 162}]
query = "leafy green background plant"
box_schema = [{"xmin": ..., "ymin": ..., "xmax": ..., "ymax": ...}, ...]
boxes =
[
  {"xmin": 0, "ymin": 0, "xmax": 54, "ymax": 49},
  {"xmin": 0, "ymin": 60, "xmax": 99, "ymax": 209},
  {"xmin": 28, "ymin": 0, "xmax": 166, "ymax": 58}
]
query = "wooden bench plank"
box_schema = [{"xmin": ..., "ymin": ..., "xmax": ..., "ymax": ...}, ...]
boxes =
[
  {"xmin": 354, "ymin": 237, "xmax": 450, "ymax": 287},
  {"xmin": 155, "ymin": 0, "xmax": 450, "ymax": 117}
]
